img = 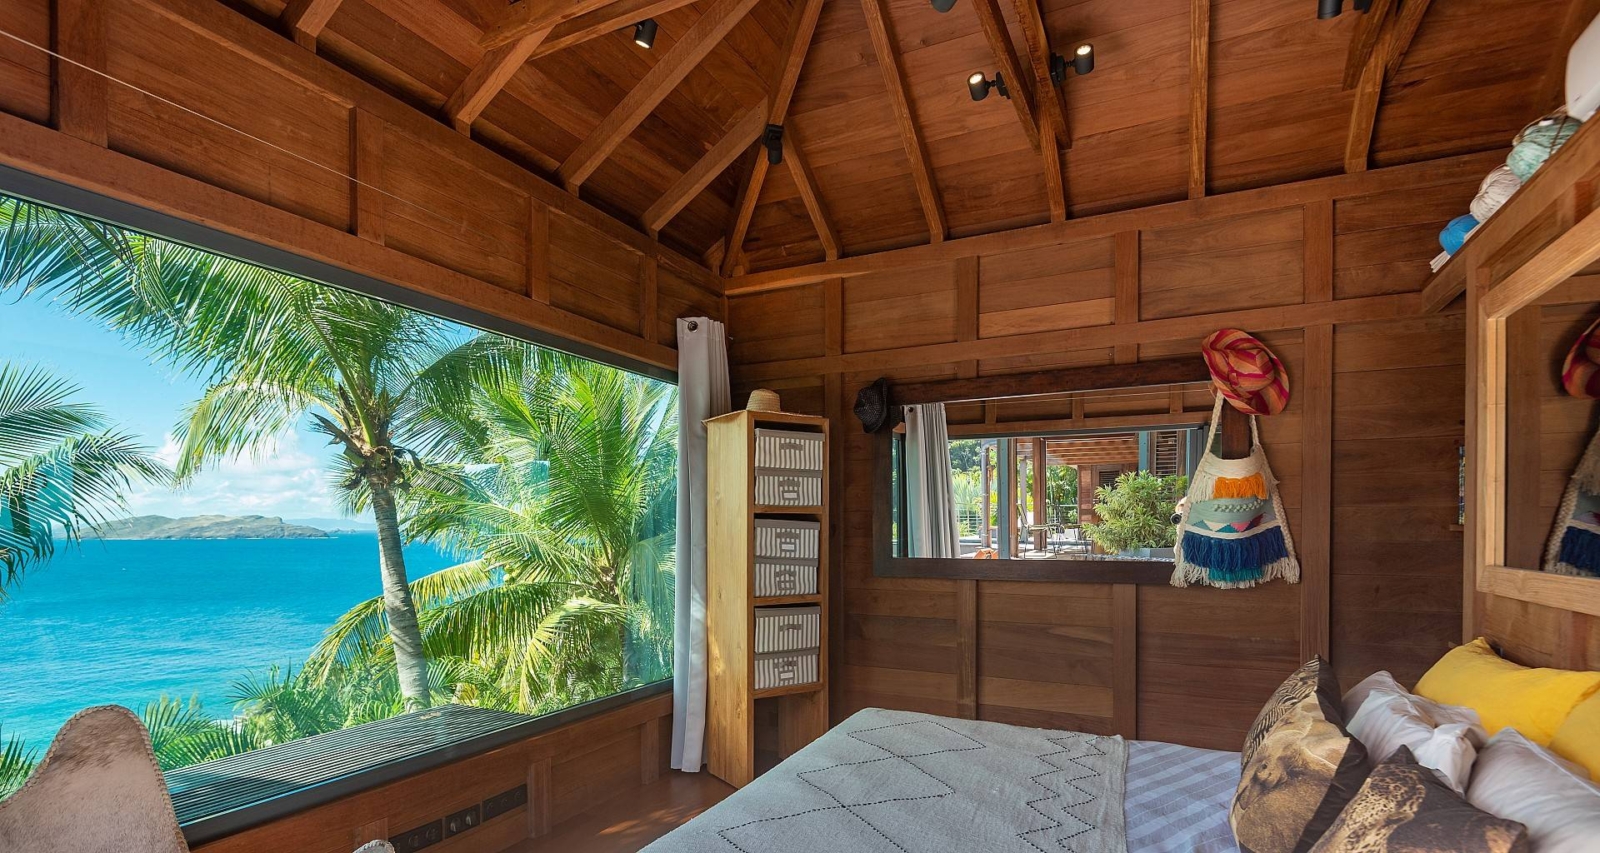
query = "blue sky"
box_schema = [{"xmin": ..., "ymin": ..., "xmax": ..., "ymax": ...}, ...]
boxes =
[{"xmin": 0, "ymin": 291, "xmax": 357, "ymax": 522}]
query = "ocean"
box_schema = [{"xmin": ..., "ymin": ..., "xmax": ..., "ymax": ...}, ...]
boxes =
[{"xmin": 0, "ymin": 534, "xmax": 462, "ymax": 747}]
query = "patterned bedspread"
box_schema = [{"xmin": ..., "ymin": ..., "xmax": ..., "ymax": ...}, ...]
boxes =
[
  {"xmin": 644, "ymin": 709, "xmax": 1128, "ymax": 853},
  {"xmin": 1124, "ymin": 740, "xmax": 1241, "ymax": 853}
]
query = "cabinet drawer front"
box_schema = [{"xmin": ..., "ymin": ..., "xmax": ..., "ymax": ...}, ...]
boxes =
[
  {"xmin": 754, "ymin": 559, "xmax": 818, "ymax": 597},
  {"xmin": 754, "ymin": 520, "xmax": 820, "ymax": 560},
  {"xmin": 754, "ymin": 605, "xmax": 821, "ymax": 652},
  {"xmin": 755, "ymin": 650, "xmax": 819, "ymax": 690},
  {"xmin": 755, "ymin": 469, "xmax": 823, "ymax": 507},
  {"xmin": 754, "ymin": 429, "xmax": 824, "ymax": 471}
]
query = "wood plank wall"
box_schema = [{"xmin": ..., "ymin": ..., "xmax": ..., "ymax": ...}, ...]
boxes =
[
  {"xmin": 730, "ymin": 160, "xmax": 1483, "ymax": 751},
  {"xmin": 0, "ymin": 0, "xmax": 723, "ymax": 372}
]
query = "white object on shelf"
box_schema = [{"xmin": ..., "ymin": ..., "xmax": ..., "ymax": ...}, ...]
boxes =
[
  {"xmin": 754, "ymin": 605, "xmax": 821, "ymax": 653},
  {"xmin": 1430, "ymin": 251, "xmax": 1451, "ymax": 273},
  {"xmin": 1568, "ymin": 10, "xmax": 1600, "ymax": 120}
]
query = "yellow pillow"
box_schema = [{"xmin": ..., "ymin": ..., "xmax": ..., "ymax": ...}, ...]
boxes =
[
  {"xmin": 1413, "ymin": 637, "xmax": 1600, "ymax": 745},
  {"xmin": 1551, "ymin": 693, "xmax": 1600, "ymax": 782}
]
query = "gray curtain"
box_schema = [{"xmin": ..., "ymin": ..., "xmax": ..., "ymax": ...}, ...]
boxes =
[
  {"xmin": 671, "ymin": 317, "xmax": 729, "ymax": 772},
  {"xmin": 903, "ymin": 403, "xmax": 961, "ymax": 558}
]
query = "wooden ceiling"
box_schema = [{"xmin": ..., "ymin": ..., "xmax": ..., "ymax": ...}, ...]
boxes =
[{"xmin": 229, "ymin": 0, "xmax": 1580, "ymax": 279}]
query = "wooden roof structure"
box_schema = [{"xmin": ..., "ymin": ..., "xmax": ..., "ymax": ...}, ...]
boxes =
[{"xmin": 235, "ymin": 0, "xmax": 1581, "ymax": 280}]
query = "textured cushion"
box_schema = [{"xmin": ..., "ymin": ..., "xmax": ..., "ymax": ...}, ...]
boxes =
[
  {"xmin": 1343, "ymin": 671, "xmax": 1486, "ymax": 793},
  {"xmin": 1548, "ymin": 692, "xmax": 1600, "ymax": 782},
  {"xmin": 1243, "ymin": 656, "xmax": 1343, "ymax": 769},
  {"xmin": 1233, "ymin": 660, "xmax": 1372, "ymax": 853},
  {"xmin": 1468, "ymin": 729, "xmax": 1600, "ymax": 853},
  {"xmin": 1414, "ymin": 638, "xmax": 1600, "ymax": 745},
  {"xmin": 1308, "ymin": 747, "xmax": 1528, "ymax": 853}
]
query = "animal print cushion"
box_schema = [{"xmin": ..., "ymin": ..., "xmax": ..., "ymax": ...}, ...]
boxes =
[
  {"xmin": 1309, "ymin": 747, "xmax": 1528, "ymax": 853},
  {"xmin": 1233, "ymin": 662, "xmax": 1371, "ymax": 853},
  {"xmin": 1242, "ymin": 656, "xmax": 1344, "ymax": 769}
]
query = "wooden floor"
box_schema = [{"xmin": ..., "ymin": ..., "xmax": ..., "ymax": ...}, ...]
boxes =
[{"xmin": 500, "ymin": 772, "xmax": 733, "ymax": 853}]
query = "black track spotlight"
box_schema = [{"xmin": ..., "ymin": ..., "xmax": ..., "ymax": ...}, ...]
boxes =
[
  {"xmin": 762, "ymin": 124, "xmax": 784, "ymax": 165},
  {"xmin": 1318, "ymin": 0, "xmax": 1342, "ymax": 17},
  {"xmin": 968, "ymin": 71, "xmax": 1009, "ymax": 102},
  {"xmin": 1072, "ymin": 43, "xmax": 1094, "ymax": 75},
  {"xmin": 633, "ymin": 19, "xmax": 658, "ymax": 48},
  {"xmin": 930, "ymin": 0, "xmax": 958, "ymax": 11},
  {"xmin": 1353, "ymin": 0, "xmax": 1371, "ymax": 10}
]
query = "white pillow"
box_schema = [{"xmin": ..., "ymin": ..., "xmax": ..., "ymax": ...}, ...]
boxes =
[
  {"xmin": 1342, "ymin": 671, "xmax": 1487, "ymax": 793},
  {"xmin": 1468, "ymin": 728, "xmax": 1600, "ymax": 853}
]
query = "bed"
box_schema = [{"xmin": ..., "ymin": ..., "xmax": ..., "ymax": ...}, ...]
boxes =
[{"xmin": 644, "ymin": 709, "xmax": 1240, "ymax": 853}]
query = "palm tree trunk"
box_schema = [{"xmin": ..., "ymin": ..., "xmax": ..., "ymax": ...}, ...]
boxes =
[{"xmin": 371, "ymin": 484, "xmax": 431, "ymax": 709}]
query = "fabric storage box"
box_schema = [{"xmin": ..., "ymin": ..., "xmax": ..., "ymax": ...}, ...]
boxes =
[
  {"xmin": 754, "ymin": 468, "xmax": 823, "ymax": 507},
  {"xmin": 754, "ymin": 428, "xmax": 825, "ymax": 471},
  {"xmin": 754, "ymin": 519, "xmax": 820, "ymax": 561},
  {"xmin": 754, "ymin": 605, "xmax": 822, "ymax": 653},
  {"xmin": 755, "ymin": 649, "xmax": 819, "ymax": 690},
  {"xmin": 754, "ymin": 558, "xmax": 818, "ymax": 597}
]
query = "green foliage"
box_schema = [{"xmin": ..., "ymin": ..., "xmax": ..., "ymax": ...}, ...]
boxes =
[
  {"xmin": 0, "ymin": 727, "xmax": 35, "ymax": 799},
  {"xmin": 1083, "ymin": 471, "xmax": 1187, "ymax": 553}
]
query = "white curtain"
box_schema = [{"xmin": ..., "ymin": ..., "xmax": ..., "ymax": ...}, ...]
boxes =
[
  {"xmin": 671, "ymin": 317, "xmax": 729, "ymax": 772},
  {"xmin": 903, "ymin": 403, "xmax": 961, "ymax": 558}
]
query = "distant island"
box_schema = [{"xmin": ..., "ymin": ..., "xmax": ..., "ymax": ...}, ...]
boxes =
[{"xmin": 89, "ymin": 515, "xmax": 332, "ymax": 540}]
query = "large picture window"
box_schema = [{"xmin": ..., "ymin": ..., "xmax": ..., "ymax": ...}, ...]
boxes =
[{"xmin": 0, "ymin": 196, "xmax": 676, "ymax": 798}]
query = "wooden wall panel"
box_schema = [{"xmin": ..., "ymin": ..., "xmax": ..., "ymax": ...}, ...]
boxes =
[
  {"xmin": 548, "ymin": 213, "xmax": 645, "ymax": 334},
  {"xmin": 727, "ymin": 284, "xmax": 828, "ymax": 364},
  {"xmin": 1333, "ymin": 178, "xmax": 1478, "ymax": 300},
  {"xmin": 977, "ymin": 238, "xmax": 1116, "ymax": 339},
  {"xmin": 0, "ymin": 0, "xmax": 51, "ymax": 124},
  {"xmin": 655, "ymin": 265, "xmax": 724, "ymax": 347},
  {"xmin": 842, "ymin": 263, "xmax": 957, "ymax": 353},
  {"xmin": 1139, "ymin": 207, "xmax": 1303, "ymax": 320}
]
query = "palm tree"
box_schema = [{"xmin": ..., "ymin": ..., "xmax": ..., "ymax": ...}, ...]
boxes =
[
  {"xmin": 0, "ymin": 199, "xmax": 491, "ymax": 709},
  {"xmin": 0, "ymin": 727, "xmax": 34, "ymax": 799},
  {"xmin": 0, "ymin": 364, "xmax": 168, "ymax": 595},
  {"xmin": 308, "ymin": 346, "xmax": 677, "ymax": 714}
]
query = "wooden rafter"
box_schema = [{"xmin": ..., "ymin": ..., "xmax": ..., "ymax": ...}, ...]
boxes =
[
  {"xmin": 1344, "ymin": 0, "xmax": 1430, "ymax": 172},
  {"xmin": 480, "ymin": 0, "xmax": 617, "ymax": 50},
  {"xmin": 643, "ymin": 104, "xmax": 766, "ymax": 236},
  {"xmin": 1342, "ymin": 0, "xmax": 1397, "ymax": 89},
  {"xmin": 1042, "ymin": 124, "xmax": 1066, "ymax": 222},
  {"xmin": 558, "ymin": 0, "xmax": 763, "ymax": 192},
  {"xmin": 970, "ymin": 0, "xmax": 1040, "ymax": 153},
  {"xmin": 532, "ymin": 0, "xmax": 704, "ymax": 61},
  {"xmin": 444, "ymin": 32, "xmax": 553, "ymax": 133},
  {"xmin": 720, "ymin": 0, "xmax": 827, "ymax": 274},
  {"xmin": 1188, "ymin": 0, "xmax": 1209, "ymax": 199},
  {"xmin": 280, "ymin": 0, "xmax": 343, "ymax": 50},
  {"xmin": 785, "ymin": 133, "xmax": 840, "ymax": 261},
  {"xmin": 1010, "ymin": 0, "xmax": 1070, "ymax": 145},
  {"xmin": 860, "ymin": 0, "xmax": 947, "ymax": 242}
]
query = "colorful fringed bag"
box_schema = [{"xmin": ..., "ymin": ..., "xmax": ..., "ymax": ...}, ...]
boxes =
[{"xmin": 1171, "ymin": 395, "xmax": 1301, "ymax": 589}]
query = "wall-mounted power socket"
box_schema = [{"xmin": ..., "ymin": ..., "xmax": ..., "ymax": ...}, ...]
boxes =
[
  {"xmin": 481, "ymin": 784, "xmax": 528, "ymax": 822},
  {"xmin": 389, "ymin": 819, "xmax": 443, "ymax": 853},
  {"xmin": 444, "ymin": 804, "xmax": 481, "ymax": 837}
]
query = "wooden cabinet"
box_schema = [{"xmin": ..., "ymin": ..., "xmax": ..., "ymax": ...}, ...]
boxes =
[{"xmin": 705, "ymin": 409, "xmax": 830, "ymax": 788}]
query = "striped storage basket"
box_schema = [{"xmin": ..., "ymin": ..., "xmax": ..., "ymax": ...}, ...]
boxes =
[
  {"xmin": 755, "ymin": 650, "xmax": 819, "ymax": 690},
  {"xmin": 754, "ymin": 605, "xmax": 821, "ymax": 653},
  {"xmin": 755, "ymin": 429, "xmax": 824, "ymax": 471},
  {"xmin": 754, "ymin": 519, "xmax": 820, "ymax": 561},
  {"xmin": 754, "ymin": 468, "xmax": 823, "ymax": 507},
  {"xmin": 754, "ymin": 559, "xmax": 818, "ymax": 597}
]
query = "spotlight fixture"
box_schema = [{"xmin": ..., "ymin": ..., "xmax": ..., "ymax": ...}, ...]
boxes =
[
  {"xmin": 762, "ymin": 124, "xmax": 784, "ymax": 165},
  {"xmin": 1317, "ymin": 0, "xmax": 1370, "ymax": 18},
  {"xmin": 1047, "ymin": 44, "xmax": 1095, "ymax": 85},
  {"xmin": 930, "ymin": 0, "xmax": 958, "ymax": 11},
  {"xmin": 968, "ymin": 71, "xmax": 1009, "ymax": 102},
  {"xmin": 633, "ymin": 19, "xmax": 658, "ymax": 49}
]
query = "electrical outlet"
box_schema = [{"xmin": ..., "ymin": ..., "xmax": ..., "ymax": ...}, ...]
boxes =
[
  {"xmin": 481, "ymin": 784, "xmax": 528, "ymax": 822},
  {"xmin": 444, "ymin": 803, "xmax": 481, "ymax": 837},
  {"xmin": 389, "ymin": 819, "xmax": 443, "ymax": 853}
]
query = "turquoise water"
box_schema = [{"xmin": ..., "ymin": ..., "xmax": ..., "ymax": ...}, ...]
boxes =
[{"xmin": 0, "ymin": 535, "xmax": 462, "ymax": 747}]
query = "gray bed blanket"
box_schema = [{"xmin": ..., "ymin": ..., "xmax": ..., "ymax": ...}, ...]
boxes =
[{"xmin": 645, "ymin": 708, "xmax": 1128, "ymax": 853}]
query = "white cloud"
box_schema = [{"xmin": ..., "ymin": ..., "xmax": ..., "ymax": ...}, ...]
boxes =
[{"xmin": 124, "ymin": 429, "xmax": 343, "ymax": 519}]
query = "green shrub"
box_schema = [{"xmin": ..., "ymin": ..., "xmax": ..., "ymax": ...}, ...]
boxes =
[{"xmin": 1083, "ymin": 471, "xmax": 1187, "ymax": 553}]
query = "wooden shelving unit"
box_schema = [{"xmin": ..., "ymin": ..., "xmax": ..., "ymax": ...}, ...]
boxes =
[{"xmin": 705, "ymin": 409, "xmax": 830, "ymax": 789}]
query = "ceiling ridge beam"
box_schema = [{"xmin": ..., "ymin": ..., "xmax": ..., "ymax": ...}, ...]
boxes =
[
  {"xmin": 1342, "ymin": 0, "xmax": 1397, "ymax": 89},
  {"xmin": 1011, "ymin": 0, "xmax": 1070, "ymax": 146},
  {"xmin": 481, "ymin": 0, "xmax": 617, "ymax": 51},
  {"xmin": 721, "ymin": 0, "xmax": 828, "ymax": 274},
  {"xmin": 280, "ymin": 0, "xmax": 343, "ymax": 50},
  {"xmin": 643, "ymin": 103, "xmax": 766, "ymax": 236},
  {"xmin": 531, "ymin": 0, "xmax": 703, "ymax": 61},
  {"xmin": 861, "ymin": 0, "xmax": 948, "ymax": 243},
  {"xmin": 785, "ymin": 133, "xmax": 840, "ymax": 261},
  {"xmin": 559, "ymin": 0, "xmax": 764, "ymax": 193},
  {"xmin": 1345, "ymin": 0, "xmax": 1429, "ymax": 173},
  {"xmin": 444, "ymin": 31, "xmax": 553, "ymax": 133},
  {"xmin": 971, "ymin": 0, "xmax": 1041, "ymax": 153},
  {"xmin": 1188, "ymin": 0, "xmax": 1209, "ymax": 199}
]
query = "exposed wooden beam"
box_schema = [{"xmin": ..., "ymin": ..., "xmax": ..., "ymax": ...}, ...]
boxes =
[
  {"xmin": 1011, "ymin": 0, "xmax": 1071, "ymax": 146},
  {"xmin": 558, "ymin": 0, "xmax": 762, "ymax": 191},
  {"xmin": 1043, "ymin": 124, "xmax": 1066, "ymax": 222},
  {"xmin": 721, "ymin": 0, "xmax": 827, "ymax": 272},
  {"xmin": 1539, "ymin": 0, "xmax": 1600, "ymax": 112},
  {"xmin": 1188, "ymin": 0, "xmax": 1209, "ymax": 199},
  {"xmin": 785, "ymin": 133, "xmax": 840, "ymax": 261},
  {"xmin": 860, "ymin": 0, "xmax": 947, "ymax": 242},
  {"xmin": 970, "ymin": 0, "xmax": 1040, "ymax": 152},
  {"xmin": 480, "ymin": 0, "xmax": 616, "ymax": 51},
  {"xmin": 1342, "ymin": 0, "xmax": 1397, "ymax": 89},
  {"xmin": 444, "ymin": 30, "xmax": 552, "ymax": 134},
  {"xmin": 280, "ymin": 0, "xmax": 343, "ymax": 50},
  {"xmin": 1345, "ymin": 0, "xmax": 1429, "ymax": 173},
  {"xmin": 532, "ymin": 0, "xmax": 704, "ymax": 60},
  {"xmin": 643, "ymin": 104, "xmax": 765, "ymax": 236}
]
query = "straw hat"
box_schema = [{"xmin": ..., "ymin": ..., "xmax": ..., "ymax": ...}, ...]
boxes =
[
  {"xmin": 1562, "ymin": 316, "xmax": 1600, "ymax": 399},
  {"xmin": 1201, "ymin": 329, "xmax": 1290, "ymax": 416},
  {"xmin": 746, "ymin": 388, "xmax": 781, "ymax": 412}
]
